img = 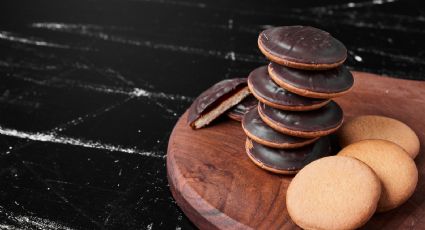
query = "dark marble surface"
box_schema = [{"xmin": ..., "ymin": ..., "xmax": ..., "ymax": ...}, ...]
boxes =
[{"xmin": 0, "ymin": 0, "xmax": 424, "ymax": 229}]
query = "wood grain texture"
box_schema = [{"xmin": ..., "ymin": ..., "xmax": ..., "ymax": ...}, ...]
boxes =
[{"xmin": 167, "ymin": 71, "xmax": 425, "ymax": 230}]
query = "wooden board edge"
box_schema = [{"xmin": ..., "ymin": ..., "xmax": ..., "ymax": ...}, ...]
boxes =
[{"xmin": 166, "ymin": 114, "xmax": 252, "ymax": 230}]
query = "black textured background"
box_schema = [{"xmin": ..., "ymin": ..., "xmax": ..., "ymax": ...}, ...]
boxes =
[{"xmin": 0, "ymin": 0, "xmax": 424, "ymax": 229}]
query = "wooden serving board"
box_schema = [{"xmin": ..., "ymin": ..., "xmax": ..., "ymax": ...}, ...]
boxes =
[{"xmin": 167, "ymin": 72, "xmax": 425, "ymax": 230}]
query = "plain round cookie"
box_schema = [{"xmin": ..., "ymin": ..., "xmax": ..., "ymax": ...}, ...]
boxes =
[
  {"xmin": 338, "ymin": 115, "xmax": 420, "ymax": 158},
  {"xmin": 287, "ymin": 156, "xmax": 381, "ymax": 230},
  {"xmin": 338, "ymin": 140, "xmax": 418, "ymax": 212},
  {"xmin": 258, "ymin": 26, "xmax": 347, "ymax": 70}
]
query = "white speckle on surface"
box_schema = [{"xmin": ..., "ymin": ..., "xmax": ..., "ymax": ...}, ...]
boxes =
[
  {"xmin": 0, "ymin": 206, "xmax": 74, "ymax": 230},
  {"xmin": 260, "ymin": 25, "xmax": 273, "ymax": 29},
  {"xmin": 354, "ymin": 55, "xmax": 363, "ymax": 62},
  {"xmin": 0, "ymin": 126, "xmax": 164, "ymax": 158},
  {"xmin": 225, "ymin": 51, "xmax": 236, "ymax": 61},
  {"xmin": 131, "ymin": 88, "xmax": 192, "ymax": 102},
  {"xmin": 355, "ymin": 47, "xmax": 425, "ymax": 64},
  {"xmin": 227, "ymin": 19, "xmax": 233, "ymax": 29},
  {"xmin": 0, "ymin": 224, "xmax": 14, "ymax": 229},
  {"xmin": 131, "ymin": 88, "xmax": 150, "ymax": 97},
  {"xmin": 308, "ymin": 0, "xmax": 399, "ymax": 11},
  {"xmin": 146, "ymin": 223, "xmax": 153, "ymax": 230},
  {"xmin": 0, "ymin": 31, "xmax": 72, "ymax": 49}
]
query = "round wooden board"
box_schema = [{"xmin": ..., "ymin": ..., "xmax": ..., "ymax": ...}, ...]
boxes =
[{"xmin": 167, "ymin": 71, "xmax": 425, "ymax": 230}]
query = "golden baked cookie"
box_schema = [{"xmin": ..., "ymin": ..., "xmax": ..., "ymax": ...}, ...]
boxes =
[
  {"xmin": 338, "ymin": 115, "xmax": 420, "ymax": 158},
  {"xmin": 338, "ymin": 139, "xmax": 418, "ymax": 212},
  {"xmin": 287, "ymin": 156, "xmax": 381, "ymax": 230}
]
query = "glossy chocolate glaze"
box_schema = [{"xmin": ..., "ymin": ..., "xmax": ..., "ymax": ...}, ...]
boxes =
[
  {"xmin": 259, "ymin": 26, "xmax": 347, "ymax": 65},
  {"xmin": 187, "ymin": 78, "xmax": 247, "ymax": 125},
  {"xmin": 243, "ymin": 108, "xmax": 315, "ymax": 145},
  {"xmin": 269, "ymin": 62, "xmax": 354, "ymax": 93},
  {"xmin": 259, "ymin": 101, "xmax": 343, "ymax": 132},
  {"xmin": 227, "ymin": 95, "xmax": 258, "ymax": 120},
  {"xmin": 248, "ymin": 66, "xmax": 327, "ymax": 106},
  {"xmin": 246, "ymin": 137, "xmax": 331, "ymax": 171}
]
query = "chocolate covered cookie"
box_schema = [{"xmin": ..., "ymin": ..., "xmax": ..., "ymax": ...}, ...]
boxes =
[
  {"xmin": 245, "ymin": 137, "xmax": 331, "ymax": 174},
  {"xmin": 242, "ymin": 108, "xmax": 319, "ymax": 149},
  {"xmin": 258, "ymin": 26, "xmax": 347, "ymax": 70},
  {"xmin": 187, "ymin": 78, "xmax": 250, "ymax": 129},
  {"xmin": 268, "ymin": 62, "xmax": 354, "ymax": 99},
  {"xmin": 226, "ymin": 95, "xmax": 258, "ymax": 121},
  {"xmin": 258, "ymin": 101, "xmax": 343, "ymax": 138},
  {"xmin": 248, "ymin": 66, "xmax": 329, "ymax": 110}
]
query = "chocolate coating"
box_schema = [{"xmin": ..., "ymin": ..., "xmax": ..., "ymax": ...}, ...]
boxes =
[
  {"xmin": 246, "ymin": 137, "xmax": 331, "ymax": 171},
  {"xmin": 248, "ymin": 66, "xmax": 328, "ymax": 108},
  {"xmin": 187, "ymin": 78, "xmax": 247, "ymax": 125},
  {"xmin": 258, "ymin": 101, "xmax": 343, "ymax": 132},
  {"xmin": 269, "ymin": 62, "xmax": 354, "ymax": 93},
  {"xmin": 227, "ymin": 95, "xmax": 258, "ymax": 121},
  {"xmin": 242, "ymin": 108, "xmax": 316, "ymax": 147},
  {"xmin": 259, "ymin": 26, "xmax": 347, "ymax": 65}
]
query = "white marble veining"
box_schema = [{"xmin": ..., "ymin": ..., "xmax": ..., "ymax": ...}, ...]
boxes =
[
  {"xmin": 31, "ymin": 22, "xmax": 262, "ymax": 63},
  {"xmin": 0, "ymin": 125, "xmax": 164, "ymax": 158},
  {"xmin": 0, "ymin": 206, "xmax": 73, "ymax": 230},
  {"xmin": 0, "ymin": 31, "xmax": 71, "ymax": 49}
]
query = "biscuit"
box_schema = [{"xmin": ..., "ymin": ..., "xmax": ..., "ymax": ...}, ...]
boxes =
[
  {"xmin": 287, "ymin": 156, "xmax": 381, "ymax": 230},
  {"xmin": 258, "ymin": 26, "xmax": 347, "ymax": 70},
  {"xmin": 245, "ymin": 137, "xmax": 331, "ymax": 174},
  {"xmin": 242, "ymin": 108, "xmax": 319, "ymax": 148},
  {"xmin": 338, "ymin": 115, "xmax": 420, "ymax": 158},
  {"xmin": 187, "ymin": 78, "xmax": 250, "ymax": 129},
  {"xmin": 248, "ymin": 66, "xmax": 329, "ymax": 110},
  {"xmin": 226, "ymin": 95, "xmax": 257, "ymax": 121},
  {"xmin": 268, "ymin": 62, "xmax": 354, "ymax": 99},
  {"xmin": 258, "ymin": 101, "xmax": 343, "ymax": 138},
  {"xmin": 338, "ymin": 140, "xmax": 418, "ymax": 212}
]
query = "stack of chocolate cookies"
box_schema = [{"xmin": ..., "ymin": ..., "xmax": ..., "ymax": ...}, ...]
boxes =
[{"xmin": 243, "ymin": 26, "xmax": 354, "ymax": 174}]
